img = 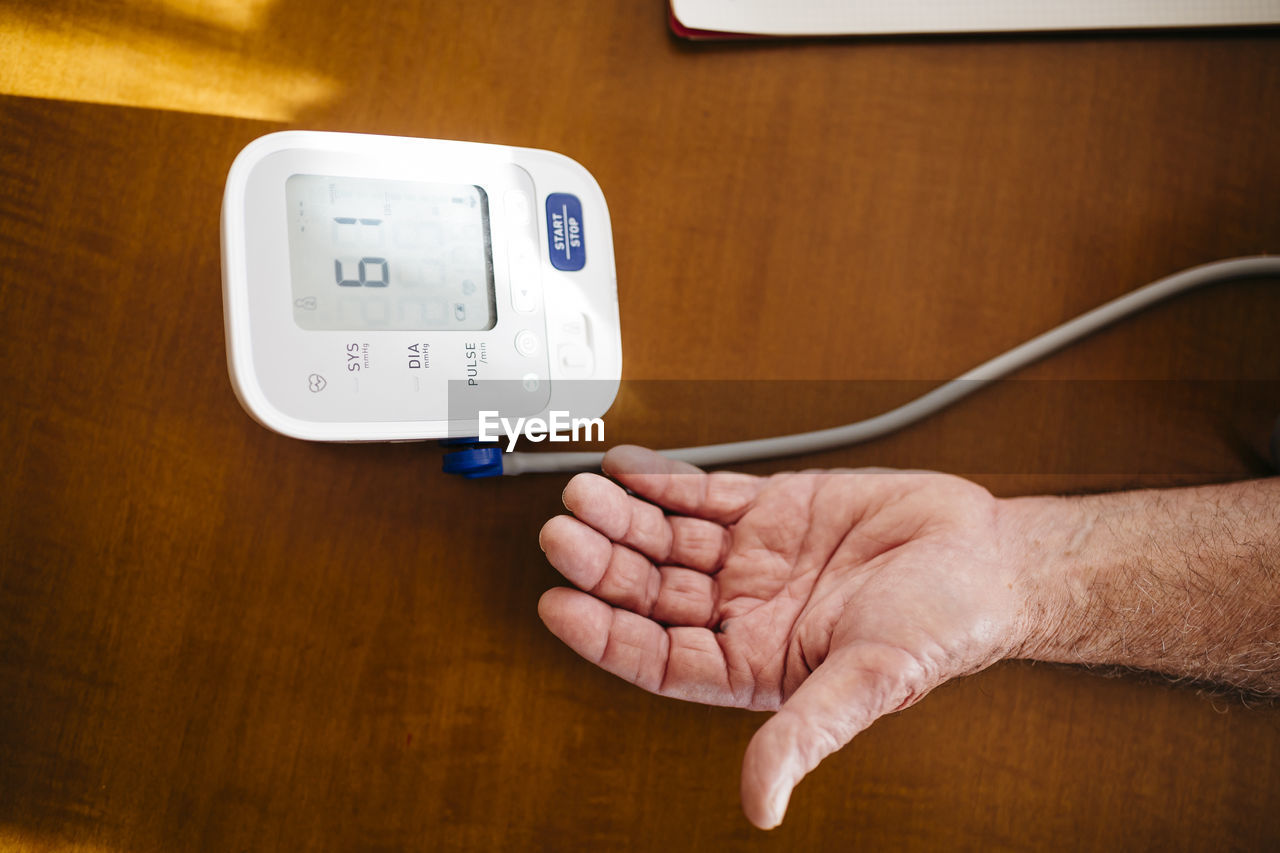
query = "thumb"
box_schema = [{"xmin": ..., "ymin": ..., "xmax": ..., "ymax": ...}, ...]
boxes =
[{"xmin": 740, "ymin": 646, "xmax": 917, "ymax": 829}]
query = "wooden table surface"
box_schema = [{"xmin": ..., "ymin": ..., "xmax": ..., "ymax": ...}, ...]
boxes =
[{"xmin": 3, "ymin": 2, "xmax": 1279, "ymax": 850}]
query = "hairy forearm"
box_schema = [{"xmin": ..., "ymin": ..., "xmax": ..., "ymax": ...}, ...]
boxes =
[{"xmin": 1003, "ymin": 478, "xmax": 1280, "ymax": 694}]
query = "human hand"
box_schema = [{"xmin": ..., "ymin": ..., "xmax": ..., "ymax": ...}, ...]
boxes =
[{"xmin": 537, "ymin": 446, "xmax": 1036, "ymax": 828}]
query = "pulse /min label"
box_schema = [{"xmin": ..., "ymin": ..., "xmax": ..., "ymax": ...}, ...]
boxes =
[{"xmin": 546, "ymin": 192, "xmax": 586, "ymax": 271}]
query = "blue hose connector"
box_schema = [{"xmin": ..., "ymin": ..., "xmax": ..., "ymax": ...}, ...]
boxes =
[{"xmin": 442, "ymin": 446, "xmax": 505, "ymax": 478}]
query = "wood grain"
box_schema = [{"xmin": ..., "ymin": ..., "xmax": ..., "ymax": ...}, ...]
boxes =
[{"xmin": 2, "ymin": 3, "xmax": 1279, "ymax": 850}]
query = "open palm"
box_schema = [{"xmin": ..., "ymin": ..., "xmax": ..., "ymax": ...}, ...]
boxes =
[{"xmin": 538, "ymin": 445, "xmax": 1032, "ymax": 828}]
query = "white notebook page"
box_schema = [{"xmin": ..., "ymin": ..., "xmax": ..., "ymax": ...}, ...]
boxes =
[{"xmin": 671, "ymin": 0, "xmax": 1280, "ymax": 35}]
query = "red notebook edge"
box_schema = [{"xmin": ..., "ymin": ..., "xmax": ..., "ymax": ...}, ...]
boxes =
[{"xmin": 668, "ymin": 3, "xmax": 768, "ymax": 40}]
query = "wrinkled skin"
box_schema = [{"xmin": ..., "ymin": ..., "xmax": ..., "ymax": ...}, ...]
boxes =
[{"xmin": 538, "ymin": 446, "xmax": 1032, "ymax": 828}]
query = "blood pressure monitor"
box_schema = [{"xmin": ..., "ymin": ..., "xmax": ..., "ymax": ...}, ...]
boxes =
[{"xmin": 221, "ymin": 131, "xmax": 621, "ymax": 441}]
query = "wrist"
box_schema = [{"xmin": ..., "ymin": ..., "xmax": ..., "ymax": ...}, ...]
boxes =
[
  {"xmin": 994, "ymin": 479, "xmax": 1280, "ymax": 693},
  {"xmin": 995, "ymin": 492, "xmax": 1107, "ymax": 664}
]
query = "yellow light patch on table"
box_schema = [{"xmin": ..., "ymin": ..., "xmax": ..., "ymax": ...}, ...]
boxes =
[
  {"xmin": 0, "ymin": 0, "xmax": 335, "ymax": 120},
  {"xmin": 140, "ymin": 0, "xmax": 276, "ymax": 32}
]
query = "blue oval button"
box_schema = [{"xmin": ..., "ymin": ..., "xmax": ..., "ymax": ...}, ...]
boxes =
[{"xmin": 545, "ymin": 192, "xmax": 586, "ymax": 271}]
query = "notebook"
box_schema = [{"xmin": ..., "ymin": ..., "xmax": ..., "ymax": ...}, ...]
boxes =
[{"xmin": 669, "ymin": 0, "xmax": 1280, "ymax": 38}]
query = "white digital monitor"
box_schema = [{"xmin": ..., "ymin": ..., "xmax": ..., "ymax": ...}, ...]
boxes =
[{"xmin": 221, "ymin": 131, "xmax": 621, "ymax": 441}]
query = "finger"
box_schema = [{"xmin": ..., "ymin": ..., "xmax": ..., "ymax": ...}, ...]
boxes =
[
  {"xmin": 540, "ymin": 515, "xmax": 719, "ymax": 627},
  {"xmin": 740, "ymin": 645, "xmax": 921, "ymax": 829},
  {"xmin": 538, "ymin": 587, "xmax": 747, "ymax": 707},
  {"xmin": 602, "ymin": 445, "xmax": 763, "ymax": 525},
  {"xmin": 562, "ymin": 472, "xmax": 731, "ymax": 571}
]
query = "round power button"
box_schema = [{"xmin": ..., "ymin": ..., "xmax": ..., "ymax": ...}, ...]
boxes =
[{"xmin": 514, "ymin": 329, "xmax": 539, "ymax": 357}]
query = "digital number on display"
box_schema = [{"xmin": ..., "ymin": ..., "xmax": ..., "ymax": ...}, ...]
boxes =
[{"xmin": 285, "ymin": 174, "xmax": 497, "ymax": 332}]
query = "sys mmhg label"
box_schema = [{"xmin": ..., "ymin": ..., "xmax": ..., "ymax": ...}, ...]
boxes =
[{"xmin": 545, "ymin": 192, "xmax": 586, "ymax": 271}]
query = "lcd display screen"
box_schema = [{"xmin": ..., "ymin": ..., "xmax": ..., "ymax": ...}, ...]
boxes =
[{"xmin": 285, "ymin": 174, "xmax": 496, "ymax": 331}]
